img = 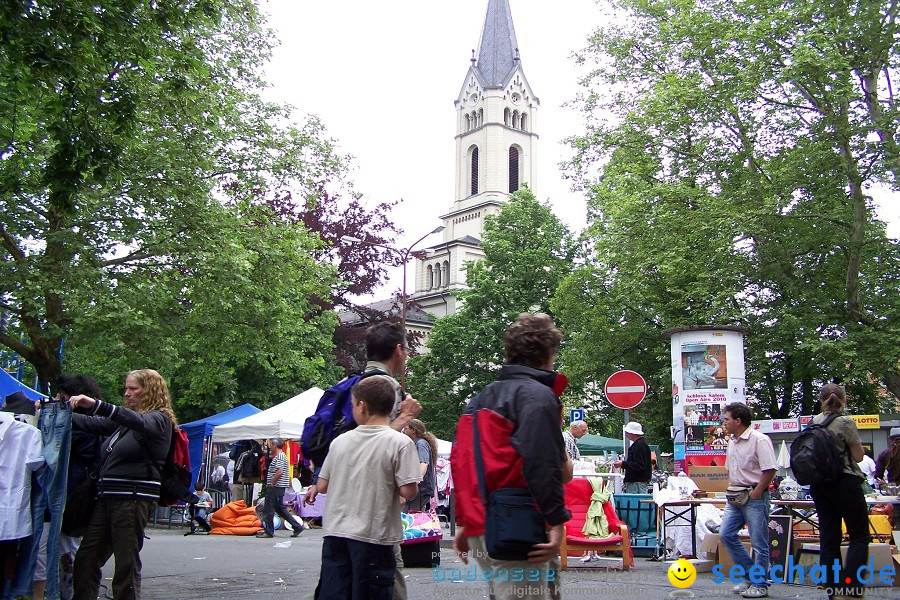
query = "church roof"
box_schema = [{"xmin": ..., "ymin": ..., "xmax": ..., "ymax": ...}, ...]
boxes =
[{"xmin": 474, "ymin": 0, "xmax": 520, "ymax": 88}]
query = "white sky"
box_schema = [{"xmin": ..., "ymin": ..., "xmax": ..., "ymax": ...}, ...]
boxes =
[{"xmin": 260, "ymin": 0, "xmax": 898, "ymax": 300}]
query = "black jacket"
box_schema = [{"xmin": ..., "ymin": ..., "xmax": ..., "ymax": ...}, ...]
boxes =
[
  {"xmin": 73, "ymin": 400, "xmax": 172, "ymax": 501},
  {"xmin": 622, "ymin": 436, "xmax": 652, "ymax": 483}
]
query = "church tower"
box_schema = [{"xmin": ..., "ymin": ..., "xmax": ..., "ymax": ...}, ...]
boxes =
[{"xmin": 412, "ymin": 0, "xmax": 539, "ymax": 319}]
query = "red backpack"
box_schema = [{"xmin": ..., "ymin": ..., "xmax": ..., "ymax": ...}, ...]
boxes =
[{"xmin": 142, "ymin": 425, "xmax": 195, "ymax": 506}]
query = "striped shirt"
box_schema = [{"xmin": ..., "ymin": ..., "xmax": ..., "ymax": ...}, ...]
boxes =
[
  {"xmin": 563, "ymin": 430, "xmax": 581, "ymax": 461},
  {"xmin": 269, "ymin": 451, "xmax": 290, "ymax": 488}
]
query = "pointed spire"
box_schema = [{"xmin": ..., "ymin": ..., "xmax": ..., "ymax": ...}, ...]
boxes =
[{"xmin": 474, "ymin": 0, "xmax": 520, "ymax": 88}]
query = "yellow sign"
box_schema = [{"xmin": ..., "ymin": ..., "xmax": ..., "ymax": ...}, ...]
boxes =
[
  {"xmin": 668, "ymin": 558, "xmax": 697, "ymax": 588},
  {"xmin": 851, "ymin": 415, "xmax": 880, "ymax": 429}
]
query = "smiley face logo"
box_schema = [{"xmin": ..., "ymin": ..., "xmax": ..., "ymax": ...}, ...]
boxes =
[{"xmin": 667, "ymin": 558, "xmax": 697, "ymax": 588}]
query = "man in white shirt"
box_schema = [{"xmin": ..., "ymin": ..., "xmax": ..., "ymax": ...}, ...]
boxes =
[
  {"xmin": 721, "ymin": 402, "xmax": 777, "ymax": 599},
  {"xmin": 858, "ymin": 451, "xmax": 877, "ymax": 487}
]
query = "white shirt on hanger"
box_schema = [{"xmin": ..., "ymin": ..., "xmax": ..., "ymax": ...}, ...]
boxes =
[{"xmin": 0, "ymin": 414, "xmax": 44, "ymax": 540}]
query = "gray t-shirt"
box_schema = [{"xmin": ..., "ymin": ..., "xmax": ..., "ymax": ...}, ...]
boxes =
[
  {"xmin": 319, "ymin": 425, "xmax": 421, "ymax": 545},
  {"xmin": 414, "ymin": 438, "xmax": 434, "ymax": 497},
  {"xmin": 812, "ymin": 413, "xmax": 864, "ymax": 478}
]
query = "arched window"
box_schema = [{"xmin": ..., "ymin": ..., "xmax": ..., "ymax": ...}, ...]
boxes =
[
  {"xmin": 504, "ymin": 108, "xmax": 511, "ymax": 126},
  {"xmin": 520, "ymin": 113, "xmax": 527, "ymax": 131},
  {"xmin": 434, "ymin": 262, "xmax": 442, "ymax": 288},
  {"xmin": 427, "ymin": 265, "xmax": 433, "ymax": 290},
  {"xmin": 465, "ymin": 114, "xmax": 471, "ymax": 131},
  {"xmin": 470, "ymin": 146, "xmax": 479, "ymax": 195},
  {"xmin": 509, "ymin": 146, "xmax": 520, "ymax": 192},
  {"xmin": 471, "ymin": 111, "xmax": 477, "ymax": 128},
  {"xmin": 512, "ymin": 110, "xmax": 519, "ymax": 129},
  {"xmin": 443, "ymin": 261, "xmax": 450, "ymax": 287},
  {"xmin": 478, "ymin": 108, "xmax": 483, "ymax": 127}
]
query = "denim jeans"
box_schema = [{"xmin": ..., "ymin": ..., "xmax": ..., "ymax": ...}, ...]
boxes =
[
  {"xmin": 4, "ymin": 401, "xmax": 71, "ymax": 600},
  {"xmin": 319, "ymin": 536, "xmax": 395, "ymax": 600},
  {"xmin": 720, "ymin": 491, "xmax": 770, "ymax": 588}
]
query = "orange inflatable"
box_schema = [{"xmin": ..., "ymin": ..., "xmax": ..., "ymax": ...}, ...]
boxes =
[{"xmin": 209, "ymin": 500, "xmax": 262, "ymax": 535}]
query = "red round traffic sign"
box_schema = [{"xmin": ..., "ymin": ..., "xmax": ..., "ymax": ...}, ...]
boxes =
[{"xmin": 604, "ymin": 370, "xmax": 647, "ymax": 409}]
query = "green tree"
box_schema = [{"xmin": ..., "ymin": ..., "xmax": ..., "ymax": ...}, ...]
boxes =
[
  {"xmin": 0, "ymin": 1, "xmax": 347, "ymax": 413},
  {"xmin": 408, "ymin": 188, "xmax": 576, "ymax": 438},
  {"xmin": 561, "ymin": 0, "xmax": 900, "ymax": 421}
]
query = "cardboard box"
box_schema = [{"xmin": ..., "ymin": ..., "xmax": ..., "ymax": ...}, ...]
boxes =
[
  {"xmin": 893, "ymin": 554, "xmax": 900, "ymax": 587},
  {"xmin": 840, "ymin": 543, "xmax": 896, "ymax": 587},
  {"xmin": 718, "ymin": 539, "xmax": 752, "ymax": 572},
  {"xmin": 700, "ymin": 533, "xmax": 720, "ymax": 560},
  {"xmin": 688, "ymin": 466, "xmax": 730, "ymax": 492}
]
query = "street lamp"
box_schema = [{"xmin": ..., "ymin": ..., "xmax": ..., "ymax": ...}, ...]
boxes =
[{"xmin": 340, "ymin": 225, "xmax": 445, "ymax": 387}]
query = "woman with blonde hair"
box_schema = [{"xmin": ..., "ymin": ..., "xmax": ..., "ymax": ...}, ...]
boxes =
[
  {"xmin": 402, "ymin": 418, "xmax": 439, "ymax": 511},
  {"xmin": 809, "ymin": 383, "xmax": 868, "ymax": 600},
  {"xmin": 68, "ymin": 369, "xmax": 176, "ymax": 600}
]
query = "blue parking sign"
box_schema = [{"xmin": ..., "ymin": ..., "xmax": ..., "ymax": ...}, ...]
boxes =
[{"xmin": 570, "ymin": 409, "xmax": 584, "ymax": 423}]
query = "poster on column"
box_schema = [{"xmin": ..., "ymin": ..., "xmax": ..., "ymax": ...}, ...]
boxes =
[{"xmin": 667, "ymin": 328, "xmax": 747, "ymax": 473}]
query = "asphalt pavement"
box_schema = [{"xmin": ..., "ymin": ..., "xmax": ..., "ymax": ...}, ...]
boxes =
[{"xmin": 136, "ymin": 525, "xmax": 898, "ymax": 599}]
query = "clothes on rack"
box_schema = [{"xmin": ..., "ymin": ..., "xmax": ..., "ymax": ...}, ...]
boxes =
[
  {"xmin": 0, "ymin": 414, "xmax": 44, "ymax": 540},
  {"xmin": 14, "ymin": 400, "xmax": 73, "ymax": 600}
]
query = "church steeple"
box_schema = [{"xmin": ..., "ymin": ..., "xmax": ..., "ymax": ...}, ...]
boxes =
[
  {"xmin": 410, "ymin": 0, "xmax": 539, "ymax": 319},
  {"xmin": 474, "ymin": 0, "xmax": 521, "ymax": 88}
]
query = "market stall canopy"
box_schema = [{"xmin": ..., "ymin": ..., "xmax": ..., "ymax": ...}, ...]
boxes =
[
  {"xmin": 576, "ymin": 434, "xmax": 626, "ymax": 454},
  {"xmin": 210, "ymin": 387, "xmax": 324, "ymax": 443},
  {"xmin": 0, "ymin": 369, "xmax": 46, "ymax": 402},
  {"xmin": 181, "ymin": 403, "xmax": 262, "ymax": 486}
]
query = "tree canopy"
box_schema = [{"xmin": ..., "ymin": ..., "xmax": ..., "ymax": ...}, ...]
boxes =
[
  {"xmin": 557, "ymin": 0, "xmax": 899, "ymax": 430},
  {"xmin": 0, "ymin": 0, "xmax": 370, "ymax": 417}
]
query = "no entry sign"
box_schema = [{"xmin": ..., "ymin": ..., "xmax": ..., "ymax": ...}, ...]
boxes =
[{"xmin": 604, "ymin": 370, "xmax": 647, "ymax": 409}]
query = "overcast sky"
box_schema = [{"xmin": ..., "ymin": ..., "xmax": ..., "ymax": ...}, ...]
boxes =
[{"xmin": 259, "ymin": 0, "xmax": 898, "ymax": 300}]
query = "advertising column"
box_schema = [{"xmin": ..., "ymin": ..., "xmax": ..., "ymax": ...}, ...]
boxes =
[{"xmin": 665, "ymin": 326, "xmax": 748, "ymax": 474}]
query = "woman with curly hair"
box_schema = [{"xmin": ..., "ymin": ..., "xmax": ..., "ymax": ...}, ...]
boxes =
[
  {"xmin": 68, "ymin": 369, "xmax": 176, "ymax": 600},
  {"xmin": 402, "ymin": 418, "xmax": 439, "ymax": 511}
]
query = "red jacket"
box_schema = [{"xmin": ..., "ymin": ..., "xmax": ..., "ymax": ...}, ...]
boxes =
[{"xmin": 451, "ymin": 365, "xmax": 571, "ymax": 536}]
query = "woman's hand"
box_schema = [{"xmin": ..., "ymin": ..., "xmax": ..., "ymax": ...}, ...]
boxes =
[
  {"xmin": 453, "ymin": 527, "xmax": 469, "ymax": 564},
  {"xmin": 68, "ymin": 395, "xmax": 97, "ymax": 411}
]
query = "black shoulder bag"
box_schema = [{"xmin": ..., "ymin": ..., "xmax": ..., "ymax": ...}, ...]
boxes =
[{"xmin": 473, "ymin": 407, "xmax": 548, "ymax": 561}]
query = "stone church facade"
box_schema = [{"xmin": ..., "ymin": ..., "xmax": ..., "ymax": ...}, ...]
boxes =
[{"xmin": 411, "ymin": 0, "xmax": 539, "ymax": 322}]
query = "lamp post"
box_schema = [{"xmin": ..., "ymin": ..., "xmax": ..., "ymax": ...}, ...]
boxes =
[{"xmin": 340, "ymin": 225, "xmax": 445, "ymax": 387}]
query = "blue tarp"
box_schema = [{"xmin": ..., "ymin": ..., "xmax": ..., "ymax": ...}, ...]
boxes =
[
  {"xmin": 181, "ymin": 403, "xmax": 261, "ymax": 486},
  {"xmin": 0, "ymin": 368, "xmax": 47, "ymax": 403}
]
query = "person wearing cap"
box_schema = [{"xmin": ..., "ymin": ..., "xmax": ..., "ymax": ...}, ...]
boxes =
[
  {"xmin": 614, "ymin": 422, "xmax": 652, "ymax": 494},
  {"xmin": 875, "ymin": 427, "xmax": 900, "ymax": 486}
]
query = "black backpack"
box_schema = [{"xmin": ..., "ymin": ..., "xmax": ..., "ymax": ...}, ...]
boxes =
[{"xmin": 789, "ymin": 414, "xmax": 845, "ymax": 485}]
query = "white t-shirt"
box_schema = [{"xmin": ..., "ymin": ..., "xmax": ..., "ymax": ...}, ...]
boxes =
[
  {"xmin": 319, "ymin": 425, "xmax": 421, "ymax": 545},
  {"xmin": 0, "ymin": 417, "xmax": 44, "ymax": 540},
  {"xmin": 858, "ymin": 455, "xmax": 876, "ymax": 485}
]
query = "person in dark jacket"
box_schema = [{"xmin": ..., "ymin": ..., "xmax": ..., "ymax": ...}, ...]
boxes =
[
  {"xmin": 451, "ymin": 313, "xmax": 573, "ymax": 600},
  {"xmin": 68, "ymin": 369, "xmax": 176, "ymax": 600},
  {"xmin": 614, "ymin": 421, "xmax": 652, "ymax": 493}
]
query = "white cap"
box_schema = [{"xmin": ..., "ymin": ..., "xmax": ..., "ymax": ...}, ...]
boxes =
[
  {"xmin": 890, "ymin": 427, "xmax": 900, "ymax": 439},
  {"xmin": 624, "ymin": 421, "xmax": 644, "ymax": 436}
]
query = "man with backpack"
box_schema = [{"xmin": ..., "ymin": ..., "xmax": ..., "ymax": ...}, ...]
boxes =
[
  {"xmin": 720, "ymin": 402, "xmax": 777, "ymax": 599},
  {"xmin": 303, "ymin": 321, "xmax": 421, "ymax": 600}
]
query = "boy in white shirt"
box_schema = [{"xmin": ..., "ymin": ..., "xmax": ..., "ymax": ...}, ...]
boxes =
[{"xmin": 304, "ymin": 376, "xmax": 420, "ymax": 600}]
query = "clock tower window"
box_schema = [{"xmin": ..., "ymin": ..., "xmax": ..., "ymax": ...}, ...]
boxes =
[
  {"xmin": 470, "ymin": 146, "xmax": 479, "ymax": 195},
  {"xmin": 509, "ymin": 146, "xmax": 520, "ymax": 193}
]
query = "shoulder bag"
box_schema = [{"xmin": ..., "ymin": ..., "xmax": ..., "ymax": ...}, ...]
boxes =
[{"xmin": 473, "ymin": 407, "xmax": 547, "ymax": 561}]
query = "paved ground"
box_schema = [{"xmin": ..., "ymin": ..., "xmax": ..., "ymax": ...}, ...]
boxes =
[{"xmin": 136, "ymin": 525, "xmax": 898, "ymax": 599}]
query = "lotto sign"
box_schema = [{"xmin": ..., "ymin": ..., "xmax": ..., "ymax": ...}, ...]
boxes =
[{"xmin": 604, "ymin": 370, "xmax": 647, "ymax": 410}]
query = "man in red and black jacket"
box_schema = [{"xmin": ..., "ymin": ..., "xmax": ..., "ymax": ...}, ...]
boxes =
[{"xmin": 451, "ymin": 313, "xmax": 573, "ymax": 598}]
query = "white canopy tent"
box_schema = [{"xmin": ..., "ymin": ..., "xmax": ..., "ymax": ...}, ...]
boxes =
[
  {"xmin": 210, "ymin": 387, "xmax": 324, "ymax": 443},
  {"xmin": 437, "ymin": 438, "xmax": 452, "ymax": 457}
]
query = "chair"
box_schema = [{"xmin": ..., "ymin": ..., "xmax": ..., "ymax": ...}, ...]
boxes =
[
  {"xmin": 559, "ymin": 478, "xmax": 632, "ymax": 570},
  {"xmin": 613, "ymin": 493, "xmax": 657, "ymax": 556}
]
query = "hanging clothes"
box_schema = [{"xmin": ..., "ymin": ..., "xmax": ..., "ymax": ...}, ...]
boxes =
[{"xmin": 0, "ymin": 414, "xmax": 44, "ymax": 540}]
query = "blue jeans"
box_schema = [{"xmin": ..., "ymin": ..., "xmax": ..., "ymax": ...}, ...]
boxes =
[
  {"xmin": 319, "ymin": 535, "xmax": 395, "ymax": 600},
  {"xmin": 720, "ymin": 491, "xmax": 770, "ymax": 588},
  {"xmin": 4, "ymin": 401, "xmax": 72, "ymax": 600}
]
